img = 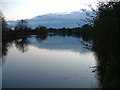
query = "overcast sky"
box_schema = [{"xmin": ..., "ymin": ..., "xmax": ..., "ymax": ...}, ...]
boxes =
[{"xmin": 1, "ymin": 0, "xmax": 109, "ymax": 20}]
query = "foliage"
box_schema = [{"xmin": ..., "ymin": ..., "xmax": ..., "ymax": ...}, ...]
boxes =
[
  {"xmin": 15, "ymin": 20, "xmax": 28, "ymax": 30},
  {"xmin": 36, "ymin": 25, "xmax": 47, "ymax": 30},
  {"xmin": 92, "ymin": 1, "xmax": 120, "ymax": 88},
  {"xmin": 81, "ymin": 24, "xmax": 93, "ymax": 41},
  {"xmin": 0, "ymin": 12, "xmax": 9, "ymax": 31}
]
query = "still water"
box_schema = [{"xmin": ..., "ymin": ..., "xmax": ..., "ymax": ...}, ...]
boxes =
[{"xmin": 2, "ymin": 35, "xmax": 100, "ymax": 88}]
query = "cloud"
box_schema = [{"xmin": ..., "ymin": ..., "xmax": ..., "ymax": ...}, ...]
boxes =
[
  {"xmin": 110, "ymin": 0, "xmax": 120, "ymax": 2},
  {"xmin": 7, "ymin": 11, "xmax": 92, "ymax": 28},
  {"xmin": 2, "ymin": 0, "xmax": 98, "ymax": 20}
]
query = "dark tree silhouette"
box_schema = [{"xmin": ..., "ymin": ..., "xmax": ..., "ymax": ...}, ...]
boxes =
[
  {"xmin": 92, "ymin": 1, "xmax": 120, "ymax": 88},
  {"xmin": 15, "ymin": 19, "xmax": 28, "ymax": 30},
  {"xmin": 81, "ymin": 24, "xmax": 93, "ymax": 41},
  {"xmin": 35, "ymin": 25, "xmax": 47, "ymax": 35},
  {"xmin": 0, "ymin": 12, "xmax": 9, "ymax": 31},
  {"xmin": 36, "ymin": 25, "xmax": 47, "ymax": 30}
]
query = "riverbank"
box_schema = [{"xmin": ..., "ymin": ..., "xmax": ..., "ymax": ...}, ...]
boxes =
[{"xmin": 103, "ymin": 58, "xmax": 120, "ymax": 88}]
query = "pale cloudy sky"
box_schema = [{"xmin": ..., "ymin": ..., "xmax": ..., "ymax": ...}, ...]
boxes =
[{"xmin": 1, "ymin": 0, "xmax": 108, "ymax": 20}]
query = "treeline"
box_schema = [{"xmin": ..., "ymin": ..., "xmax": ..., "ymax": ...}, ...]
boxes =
[{"xmin": 2, "ymin": 15, "xmax": 93, "ymax": 41}]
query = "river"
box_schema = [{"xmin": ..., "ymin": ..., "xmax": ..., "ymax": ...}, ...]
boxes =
[{"xmin": 2, "ymin": 35, "xmax": 101, "ymax": 88}]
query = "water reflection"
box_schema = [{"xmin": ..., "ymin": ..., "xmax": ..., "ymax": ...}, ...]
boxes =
[
  {"xmin": 2, "ymin": 35, "xmax": 91, "ymax": 58},
  {"xmin": 30, "ymin": 36, "xmax": 91, "ymax": 53},
  {"xmin": 2, "ymin": 35, "xmax": 101, "ymax": 88},
  {"xmin": 15, "ymin": 38, "xmax": 30, "ymax": 53},
  {"xmin": 36, "ymin": 34, "xmax": 48, "ymax": 42},
  {"xmin": 2, "ymin": 42, "xmax": 11, "ymax": 57}
]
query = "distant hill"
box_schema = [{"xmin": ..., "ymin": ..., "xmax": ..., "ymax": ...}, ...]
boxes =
[{"xmin": 7, "ymin": 10, "xmax": 92, "ymax": 29}]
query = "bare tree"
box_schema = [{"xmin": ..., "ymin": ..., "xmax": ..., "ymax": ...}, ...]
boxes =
[
  {"xmin": 0, "ymin": 12, "xmax": 8, "ymax": 31},
  {"xmin": 15, "ymin": 19, "xmax": 28, "ymax": 30}
]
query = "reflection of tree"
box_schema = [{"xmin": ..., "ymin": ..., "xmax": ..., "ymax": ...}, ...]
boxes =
[
  {"xmin": 15, "ymin": 38, "xmax": 30, "ymax": 53},
  {"xmin": 2, "ymin": 42, "xmax": 11, "ymax": 57},
  {"xmin": 1, "ymin": 41, "xmax": 12, "ymax": 64},
  {"xmin": 36, "ymin": 34, "xmax": 48, "ymax": 43}
]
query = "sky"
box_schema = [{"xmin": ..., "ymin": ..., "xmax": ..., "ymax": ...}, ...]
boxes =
[{"xmin": 1, "ymin": 0, "xmax": 110, "ymax": 20}]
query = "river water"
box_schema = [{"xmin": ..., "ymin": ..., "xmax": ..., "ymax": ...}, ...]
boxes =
[{"xmin": 2, "ymin": 35, "xmax": 101, "ymax": 88}]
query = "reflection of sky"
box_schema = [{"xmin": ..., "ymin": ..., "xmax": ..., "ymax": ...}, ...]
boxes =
[
  {"xmin": 3, "ymin": 41, "xmax": 99, "ymax": 88},
  {"xmin": 1, "ymin": 0, "xmax": 98, "ymax": 20},
  {"xmin": 26, "ymin": 36, "xmax": 91, "ymax": 54}
]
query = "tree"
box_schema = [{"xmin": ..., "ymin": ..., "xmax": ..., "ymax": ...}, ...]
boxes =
[
  {"xmin": 36, "ymin": 24, "xmax": 46, "ymax": 30},
  {"xmin": 81, "ymin": 24, "xmax": 93, "ymax": 41},
  {"xmin": 15, "ymin": 19, "xmax": 28, "ymax": 30},
  {"xmin": 0, "ymin": 12, "xmax": 8, "ymax": 31},
  {"xmin": 92, "ymin": 1, "xmax": 120, "ymax": 88},
  {"xmin": 93, "ymin": 1, "xmax": 120, "ymax": 56}
]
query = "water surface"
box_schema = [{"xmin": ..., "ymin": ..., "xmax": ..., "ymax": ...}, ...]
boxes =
[{"xmin": 2, "ymin": 35, "xmax": 100, "ymax": 88}]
